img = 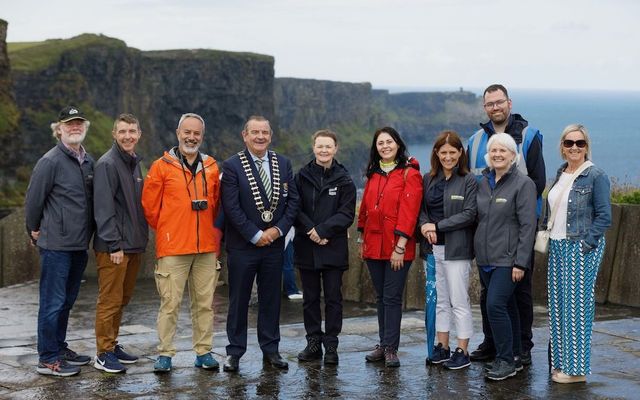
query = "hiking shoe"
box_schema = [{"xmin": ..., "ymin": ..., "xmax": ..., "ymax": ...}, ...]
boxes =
[
  {"xmin": 94, "ymin": 352, "xmax": 126, "ymax": 373},
  {"xmin": 514, "ymin": 355, "xmax": 524, "ymax": 372},
  {"xmin": 153, "ymin": 356, "xmax": 172, "ymax": 372},
  {"xmin": 36, "ymin": 360, "xmax": 80, "ymax": 377},
  {"xmin": 485, "ymin": 359, "xmax": 516, "ymax": 381},
  {"xmin": 485, "ymin": 356, "xmax": 522, "ymax": 372},
  {"xmin": 384, "ymin": 347, "xmax": 400, "ymax": 368},
  {"xmin": 195, "ymin": 352, "xmax": 219, "ymax": 370},
  {"xmin": 429, "ymin": 343, "xmax": 451, "ymax": 364},
  {"xmin": 60, "ymin": 347, "xmax": 91, "ymax": 366},
  {"xmin": 114, "ymin": 344, "xmax": 138, "ymax": 364},
  {"xmin": 470, "ymin": 342, "xmax": 496, "ymax": 361},
  {"xmin": 287, "ymin": 291, "xmax": 303, "ymax": 300},
  {"xmin": 520, "ymin": 350, "xmax": 532, "ymax": 366},
  {"xmin": 365, "ymin": 345, "xmax": 385, "ymax": 362},
  {"xmin": 443, "ymin": 348, "xmax": 470, "ymax": 370},
  {"xmin": 298, "ymin": 336, "xmax": 323, "ymax": 361},
  {"xmin": 323, "ymin": 344, "xmax": 339, "ymax": 365}
]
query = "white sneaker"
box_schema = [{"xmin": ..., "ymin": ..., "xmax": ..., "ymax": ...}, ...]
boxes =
[{"xmin": 287, "ymin": 292, "xmax": 303, "ymax": 300}]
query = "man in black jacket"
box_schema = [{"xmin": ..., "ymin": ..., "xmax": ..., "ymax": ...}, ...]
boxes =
[
  {"xmin": 93, "ymin": 114, "xmax": 148, "ymax": 373},
  {"xmin": 25, "ymin": 106, "xmax": 95, "ymax": 377}
]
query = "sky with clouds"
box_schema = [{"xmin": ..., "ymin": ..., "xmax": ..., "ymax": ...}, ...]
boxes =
[{"xmin": 3, "ymin": 0, "xmax": 639, "ymax": 91}]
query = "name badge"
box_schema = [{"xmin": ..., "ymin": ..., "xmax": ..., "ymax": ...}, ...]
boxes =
[
  {"xmin": 495, "ymin": 198, "xmax": 508, "ymax": 203},
  {"xmin": 450, "ymin": 195, "xmax": 464, "ymax": 201},
  {"xmin": 329, "ymin": 187, "xmax": 338, "ymax": 196}
]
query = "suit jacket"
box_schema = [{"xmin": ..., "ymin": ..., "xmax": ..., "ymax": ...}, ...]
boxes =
[{"xmin": 221, "ymin": 149, "xmax": 300, "ymax": 251}]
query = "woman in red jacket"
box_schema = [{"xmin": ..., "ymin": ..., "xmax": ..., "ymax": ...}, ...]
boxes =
[{"xmin": 357, "ymin": 127, "xmax": 422, "ymax": 367}]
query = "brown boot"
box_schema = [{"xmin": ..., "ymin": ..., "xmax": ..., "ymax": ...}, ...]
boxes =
[
  {"xmin": 365, "ymin": 345, "xmax": 385, "ymax": 362},
  {"xmin": 384, "ymin": 347, "xmax": 400, "ymax": 368}
]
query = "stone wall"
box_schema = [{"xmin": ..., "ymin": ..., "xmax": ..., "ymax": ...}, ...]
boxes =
[{"xmin": 2, "ymin": 204, "xmax": 640, "ymax": 309}]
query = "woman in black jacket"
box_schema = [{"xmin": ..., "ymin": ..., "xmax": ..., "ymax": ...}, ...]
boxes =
[{"xmin": 294, "ymin": 129, "xmax": 356, "ymax": 365}]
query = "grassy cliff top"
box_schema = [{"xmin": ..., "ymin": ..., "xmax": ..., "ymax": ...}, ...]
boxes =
[
  {"xmin": 8, "ymin": 34, "xmax": 127, "ymax": 72},
  {"xmin": 143, "ymin": 49, "xmax": 273, "ymax": 63}
]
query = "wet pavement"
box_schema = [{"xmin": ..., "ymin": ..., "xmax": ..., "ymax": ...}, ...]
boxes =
[{"xmin": 1, "ymin": 279, "xmax": 639, "ymax": 399}]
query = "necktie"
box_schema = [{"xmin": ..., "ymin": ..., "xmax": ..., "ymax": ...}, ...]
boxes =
[{"xmin": 255, "ymin": 159, "xmax": 272, "ymax": 199}]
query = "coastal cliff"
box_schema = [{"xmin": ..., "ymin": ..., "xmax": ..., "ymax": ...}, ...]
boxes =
[{"xmin": 0, "ymin": 27, "xmax": 481, "ymax": 204}]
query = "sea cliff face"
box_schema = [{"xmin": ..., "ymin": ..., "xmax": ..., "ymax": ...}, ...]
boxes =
[
  {"xmin": 0, "ymin": 19, "xmax": 20, "ymax": 191},
  {"xmin": 0, "ymin": 27, "xmax": 481, "ymax": 204}
]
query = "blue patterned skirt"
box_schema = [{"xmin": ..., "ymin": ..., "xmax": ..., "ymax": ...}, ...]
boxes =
[{"xmin": 547, "ymin": 238, "xmax": 605, "ymax": 375}]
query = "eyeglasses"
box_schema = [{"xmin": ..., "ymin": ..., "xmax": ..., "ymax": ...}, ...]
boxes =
[
  {"xmin": 562, "ymin": 139, "xmax": 587, "ymax": 148},
  {"xmin": 483, "ymin": 99, "xmax": 508, "ymax": 109}
]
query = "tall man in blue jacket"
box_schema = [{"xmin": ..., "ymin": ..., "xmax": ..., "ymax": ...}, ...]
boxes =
[
  {"xmin": 467, "ymin": 84, "xmax": 546, "ymax": 365},
  {"xmin": 25, "ymin": 106, "xmax": 95, "ymax": 377},
  {"xmin": 93, "ymin": 113, "xmax": 148, "ymax": 373},
  {"xmin": 221, "ymin": 115, "xmax": 299, "ymax": 372}
]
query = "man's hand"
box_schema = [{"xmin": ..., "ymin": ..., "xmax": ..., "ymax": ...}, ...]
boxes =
[
  {"xmin": 257, "ymin": 227, "xmax": 281, "ymax": 247},
  {"xmin": 110, "ymin": 250, "xmax": 124, "ymax": 265},
  {"xmin": 29, "ymin": 230, "xmax": 40, "ymax": 247}
]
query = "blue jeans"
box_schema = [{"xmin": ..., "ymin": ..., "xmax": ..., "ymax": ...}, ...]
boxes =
[
  {"xmin": 478, "ymin": 266, "xmax": 521, "ymax": 363},
  {"xmin": 37, "ymin": 249, "xmax": 88, "ymax": 362},
  {"xmin": 282, "ymin": 244, "xmax": 299, "ymax": 295}
]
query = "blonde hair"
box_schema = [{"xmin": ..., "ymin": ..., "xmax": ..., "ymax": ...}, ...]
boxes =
[{"xmin": 559, "ymin": 123, "xmax": 592, "ymax": 161}]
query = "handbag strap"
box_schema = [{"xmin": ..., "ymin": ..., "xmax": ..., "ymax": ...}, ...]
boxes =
[{"xmin": 546, "ymin": 160, "xmax": 593, "ymax": 230}]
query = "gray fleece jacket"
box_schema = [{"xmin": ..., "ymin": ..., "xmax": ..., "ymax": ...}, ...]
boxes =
[{"xmin": 474, "ymin": 163, "xmax": 537, "ymax": 270}]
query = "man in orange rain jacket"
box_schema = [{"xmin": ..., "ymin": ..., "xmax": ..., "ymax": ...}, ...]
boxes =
[{"xmin": 142, "ymin": 113, "xmax": 221, "ymax": 373}]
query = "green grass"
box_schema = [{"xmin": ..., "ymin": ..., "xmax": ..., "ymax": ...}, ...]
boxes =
[
  {"xmin": 611, "ymin": 189, "xmax": 640, "ymax": 205},
  {"xmin": 8, "ymin": 34, "xmax": 126, "ymax": 72}
]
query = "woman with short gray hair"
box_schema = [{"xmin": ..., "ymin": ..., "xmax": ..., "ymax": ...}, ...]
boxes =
[{"xmin": 474, "ymin": 133, "xmax": 537, "ymax": 381}]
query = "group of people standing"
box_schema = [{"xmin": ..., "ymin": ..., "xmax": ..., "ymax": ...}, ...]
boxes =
[
  {"xmin": 25, "ymin": 82, "xmax": 611, "ymax": 386},
  {"xmin": 357, "ymin": 84, "xmax": 611, "ymax": 384}
]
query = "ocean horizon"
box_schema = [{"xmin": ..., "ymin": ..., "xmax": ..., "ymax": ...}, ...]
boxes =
[{"xmin": 387, "ymin": 88, "xmax": 640, "ymax": 186}]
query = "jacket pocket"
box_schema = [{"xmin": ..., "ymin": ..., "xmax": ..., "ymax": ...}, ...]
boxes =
[{"xmin": 60, "ymin": 206, "xmax": 67, "ymax": 236}]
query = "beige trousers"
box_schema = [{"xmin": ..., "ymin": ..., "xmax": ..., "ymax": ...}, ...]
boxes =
[{"xmin": 154, "ymin": 252, "xmax": 219, "ymax": 357}]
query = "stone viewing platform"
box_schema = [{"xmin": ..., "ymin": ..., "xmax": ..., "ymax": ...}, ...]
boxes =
[{"xmin": 0, "ymin": 280, "xmax": 639, "ymax": 399}]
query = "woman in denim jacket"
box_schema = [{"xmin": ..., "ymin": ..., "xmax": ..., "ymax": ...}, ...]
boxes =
[{"xmin": 544, "ymin": 124, "xmax": 611, "ymax": 384}]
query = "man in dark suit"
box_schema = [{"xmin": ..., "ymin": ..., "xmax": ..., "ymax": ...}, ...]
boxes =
[{"xmin": 221, "ymin": 115, "xmax": 300, "ymax": 372}]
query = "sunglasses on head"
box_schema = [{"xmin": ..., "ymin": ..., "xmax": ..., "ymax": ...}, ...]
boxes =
[{"xmin": 563, "ymin": 139, "xmax": 587, "ymax": 148}]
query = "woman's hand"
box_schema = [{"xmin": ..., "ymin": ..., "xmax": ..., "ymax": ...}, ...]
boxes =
[
  {"xmin": 420, "ymin": 223, "xmax": 437, "ymax": 244},
  {"xmin": 358, "ymin": 243, "xmax": 363, "ymax": 259},
  {"xmin": 512, "ymin": 267, "xmax": 525, "ymax": 282},
  {"xmin": 390, "ymin": 249, "xmax": 404, "ymax": 271},
  {"xmin": 307, "ymin": 228, "xmax": 323, "ymax": 244}
]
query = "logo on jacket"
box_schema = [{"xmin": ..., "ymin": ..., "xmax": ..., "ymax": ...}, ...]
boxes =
[{"xmin": 329, "ymin": 187, "xmax": 338, "ymax": 196}]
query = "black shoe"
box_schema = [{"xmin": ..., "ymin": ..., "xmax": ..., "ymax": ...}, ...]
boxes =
[
  {"xmin": 520, "ymin": 350, "xmax": 532, "ymax": 366},
  {"xmin": 485, "ymin": 359, "xmax": 516, "ymax": 381},
  {"xmin": 470, "ymin": 342, "xmax": 496, "ymax": 362},
  {"xmin": 223, "ymin": 355, "xmax": 240, "ymax": 372},
  {"xmin": 298, "ymin": 336, "xmax": 323, "ymax": 361},
  {"xmin": 513, "ymin": 356, "xmax": 524, "ymax": 372},
  {"xmin": 429, "ymin": 343, "xmax": 451, "ymax": 364},
  {"xmin": 263, "ymin": 352, "xmax": 289, "ymax": 369},
  {"xmin": 323, "ymin": 344, "xmax": 339, "ymax": 365}
]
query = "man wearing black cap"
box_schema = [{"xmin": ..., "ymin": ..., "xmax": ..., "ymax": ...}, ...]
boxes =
[{"xmin": 25, "ymin": 106, "xmax": 95, "ymax": 376}]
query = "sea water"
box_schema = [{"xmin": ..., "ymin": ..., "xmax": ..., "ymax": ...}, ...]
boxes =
[{"xmin": 406, "ymin": 89, "xmax": 640, "ymax": 186}]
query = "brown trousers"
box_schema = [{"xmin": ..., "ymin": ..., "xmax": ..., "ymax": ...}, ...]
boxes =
[{"xmin": 95, "ymin": 252, "xmax": 142, "ymax": 354}]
